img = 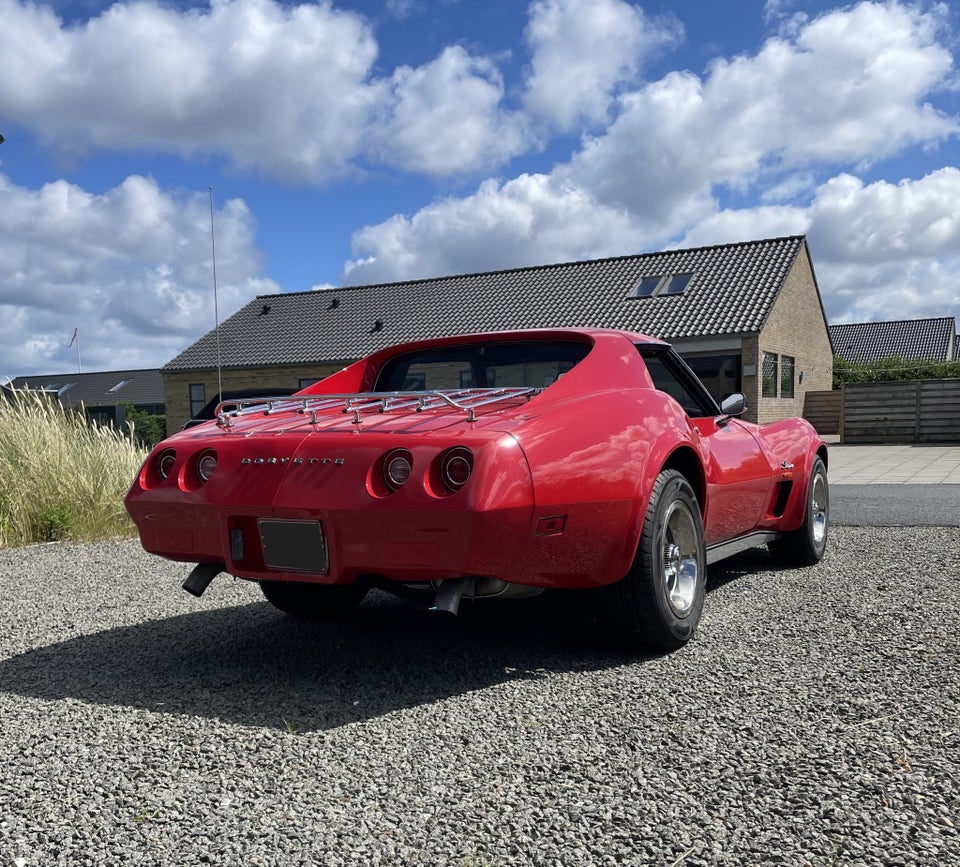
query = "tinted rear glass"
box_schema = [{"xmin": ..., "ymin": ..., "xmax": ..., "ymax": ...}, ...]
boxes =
[{"xmin": 375, "ymin": 340, "xmax": 591, "ymax": 392}]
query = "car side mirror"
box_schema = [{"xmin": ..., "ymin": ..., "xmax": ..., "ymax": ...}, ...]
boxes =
[{"xmin": 719, "ymin": 393, "xmax": 747, "ymax": 418}]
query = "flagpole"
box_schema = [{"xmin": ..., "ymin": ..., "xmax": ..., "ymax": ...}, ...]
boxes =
[{"xmin": 68, "ymin": 328, "xmax": 82, "ymax": 373}]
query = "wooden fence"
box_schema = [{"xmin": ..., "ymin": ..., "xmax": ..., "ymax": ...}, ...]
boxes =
[
  {"xmin": 802, "ymin": 390, "xmax": 841, "ymax": 436},
  {"xmin": 839, "ymin": 379, "xmax": 960, "ymax": 444}
]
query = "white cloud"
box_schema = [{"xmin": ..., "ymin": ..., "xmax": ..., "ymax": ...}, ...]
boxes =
[
  {"xmin": 0, "ymin": 0, "xmax": 534, "ymax": 180},
  {"xmin": 370, "ymin": 46, "xmax": 529, "ymax": 174},
  {"xmin": 0, "ymin": 0, "xmax": 383, "ymax": 181},
  {"xmin": 808, "ymin": 168, "xmax": 960, "ymax": 262},
  {"xmin": 807, "ymin": 168, "xmax": 960, "ymax": 321},
  {"xmin": 385, "ymin": 0, "xmax": 422, "ymax": 20},
  {"xmin": 344, "ymin": 173, "xmax": 641, "ymax": 283},
  {"xmin": 744, "ymin": 0, "xmax": 954, "ymax": 165},
  {"xmin": 676, "ymin": 206, "xmax": 810, "ymax": 250},
  {"xmin": 522, "ymin": 0, "xmax": 682, "ymax": 131},
  {"xmin": 759, "ymin": 172, "xmax": 816, "ymax": 203},
  {"xmin": 817, "ymin": 256, "xmax": 960, "ymax": 323},
  {"xmin": 568, "ymin": 1, "xmax": 957, "ymax": 222},
  {"xmin": 0, "ymin": 173, "xmax": 278, "ymax": 375},
  {"xmin": 678, "ymin": 168, "xmax": 960, "ymax": 323}
]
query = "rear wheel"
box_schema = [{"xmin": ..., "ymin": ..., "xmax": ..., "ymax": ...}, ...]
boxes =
[
  {"xmin": 769, "ymin": 455, "xmax": 828, "ymax": 566},
  {"xmin": 259, "ymin": 579, "xmax": 368, "ymax": 618},
  {"xmin": 604, "ymin": 470, "xmax": 706, "ymax": 651}
]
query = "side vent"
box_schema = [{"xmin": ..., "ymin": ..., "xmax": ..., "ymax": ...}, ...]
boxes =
[{"xmin": 771, "ymin": 481, "xmax": 793, "ymax": 518}]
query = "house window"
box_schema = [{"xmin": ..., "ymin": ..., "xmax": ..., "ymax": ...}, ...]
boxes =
[
  {"xmin": 761, "ymin": 352, "xmax": 778, "ymax": 398},
  {"xmin": 298, "ymin": 378, "xmax": 316, "ymax": 390},
  {"xmin": 630, "ymin": 273, "xmax": 694, "ymax": 298},
  {"xmin": 189, "ymin": 383, "xmax": 206, "ymax": 416},
  {"xmin": 683, "ymin": 354, "xmax": 741, "ymax": 404},
  {"xmin": 780, "ymin": 356, "xmax": 795, "ymax": 399}
]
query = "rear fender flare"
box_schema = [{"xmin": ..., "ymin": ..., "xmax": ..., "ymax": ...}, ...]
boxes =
[{"xmin": 623, "ymin": 439, "xmax": 706, "ymax": 576}]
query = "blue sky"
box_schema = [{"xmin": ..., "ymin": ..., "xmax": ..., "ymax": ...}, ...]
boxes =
[{"xmin": 1, "ymin": 0, "xmax": 958, "ymax": 376}]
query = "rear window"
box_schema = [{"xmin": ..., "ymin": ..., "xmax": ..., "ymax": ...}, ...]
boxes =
[{"xmin": 374, "ymin": 340, "xmax": 591, "ymax": 392}]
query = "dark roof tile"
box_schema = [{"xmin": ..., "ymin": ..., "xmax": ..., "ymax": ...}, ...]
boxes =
[
  {"xmin": 829, "ymin": 318, "xmax": 957, "ymax": 363},
  {"xmin": 9, "ymin": 369, "xmax": 164, "ymax": 407},
  {"xmin": 165, "ymin": 236, "xmax": 808, "ymax": 371}
]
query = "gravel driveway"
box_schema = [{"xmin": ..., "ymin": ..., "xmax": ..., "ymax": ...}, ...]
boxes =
[{"xmin": 1, "ymin": 527, "xmax": 957, "ymax": 866}]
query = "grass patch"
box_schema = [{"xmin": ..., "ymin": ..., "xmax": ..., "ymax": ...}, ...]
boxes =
[{"xmin": 0, "ymin": 389, "xmax": 147, "ymax": 548}]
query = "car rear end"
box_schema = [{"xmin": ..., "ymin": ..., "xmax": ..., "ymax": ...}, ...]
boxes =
[{"xmin": 125, "ymin": 392, "xmax": 538, "ymax": 588}]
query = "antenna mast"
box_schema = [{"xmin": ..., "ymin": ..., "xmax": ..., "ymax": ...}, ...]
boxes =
[{"xmin": 209, "ymin": 186, "xmax": 223, "ymax": 403}]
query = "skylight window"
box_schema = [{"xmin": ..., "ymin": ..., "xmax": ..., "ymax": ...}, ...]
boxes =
[
  {"xmin": 629, "ymin": 273, "xmax": 694, "ymax": 298},
  {"xmin": 108, "ymin": 379, "xmax": 131, "ymax": 393},
  {"xmin": 661, "ymin": 273, "xmax": 692, "ymax": 295},
  {"xmin": 632, "ymin": 276, "xmax": 663, "ymax": 298}
]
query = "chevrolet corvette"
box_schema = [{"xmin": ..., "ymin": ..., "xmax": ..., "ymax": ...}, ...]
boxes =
[{"xmin": 126, "ymin": 328, "xmax": 828, "ymax": 650}]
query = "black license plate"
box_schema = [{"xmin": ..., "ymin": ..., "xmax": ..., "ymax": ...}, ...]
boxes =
[{"xmin": 258, "ymin": 520, "xmax": 328, "ymax": 573}]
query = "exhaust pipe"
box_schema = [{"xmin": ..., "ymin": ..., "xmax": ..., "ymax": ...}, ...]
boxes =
[
  {"xmin": 183, "ymin": 561, "xmax": 225, "ymax": 597},
  {"xmin": 430, "ymin": 576, "xmax": 472, "ymax": 616}
]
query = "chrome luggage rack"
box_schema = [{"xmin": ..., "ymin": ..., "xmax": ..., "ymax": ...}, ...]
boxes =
[{"xmin": 215, "ymin": 387, "xmax": 541, "ymax": 428}]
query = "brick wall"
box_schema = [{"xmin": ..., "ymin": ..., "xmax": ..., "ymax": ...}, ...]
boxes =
[
  {"xmin": 753, "ymin": 246, "xmax": 834, "ymax": 425},
  {"xmin": 163, "ymin": 364, "xmax": 345, "ymax": 430}
]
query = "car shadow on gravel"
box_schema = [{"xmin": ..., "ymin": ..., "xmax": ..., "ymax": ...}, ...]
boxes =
[
  {"xmin": 0, "ymin": 558, "xmax": 761, "ymax": 732},
  {"xmin": 0, "ymin": 591, "xmax": 638, "ymax": 731}
]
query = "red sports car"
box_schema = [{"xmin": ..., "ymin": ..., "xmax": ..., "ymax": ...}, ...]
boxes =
[{"xmin": 126, "ymin": 328, "xmax": 828, "ymax": 650}]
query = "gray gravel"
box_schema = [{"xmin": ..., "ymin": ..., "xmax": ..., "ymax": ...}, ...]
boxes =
[{"xmin": 0, "ymin": 528, "xmax": 957, "ymax": 867}]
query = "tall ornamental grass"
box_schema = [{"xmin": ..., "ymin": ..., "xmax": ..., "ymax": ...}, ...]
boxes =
[{"xmin": 0, "ymin": 390, "xmax": 147, "ymax": 548}]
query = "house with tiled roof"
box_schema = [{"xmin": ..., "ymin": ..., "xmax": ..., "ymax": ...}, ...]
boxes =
[
  {"xmin": 162, "ymin": 235, "xmax": 833, "ymax": 429},
  {"xmin": 829, "ymin": 317, "xmax": 957, "ymax": 364},
  {"xmin": 8, "ymin": 369, "xmax": 164, "ymax": 428}
]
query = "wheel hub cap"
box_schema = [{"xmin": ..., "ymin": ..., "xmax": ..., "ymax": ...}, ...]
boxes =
[
  {"xmin": 811, "ymin": 471, "xmax": 827, "ymax": 545},
  {"xmin": 661, "ymin": 501, "xmax": 701, "ymax": 617}
]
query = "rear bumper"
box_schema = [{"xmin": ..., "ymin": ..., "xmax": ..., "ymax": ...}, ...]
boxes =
[
  {"xmin": 127, "ymin": 495, "xmax": 636, "ymax": 590},
  {"xmin": 130, "ymin": 499, "xmax": 529, "ymax": 583}
]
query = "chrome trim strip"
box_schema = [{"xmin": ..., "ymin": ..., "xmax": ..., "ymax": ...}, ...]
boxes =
[{"xmin": 706, "ymin": 531, "xmax": 780, "ymax": 565}]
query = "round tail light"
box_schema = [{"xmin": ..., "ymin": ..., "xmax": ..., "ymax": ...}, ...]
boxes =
[
  {"xmin": 157, "ymin": 449, "xmax": 176, "ymax": 480},
  {"xmin": 383, "ymin": 449, "xmax": 413, "ymax": 492},
  {"xmin": 197, "ymin": 450, "xmax": 218, "ymax": 483},
  {"xmin": 440, "ymin": 447, "xmax": 473, "ymax": 492}
]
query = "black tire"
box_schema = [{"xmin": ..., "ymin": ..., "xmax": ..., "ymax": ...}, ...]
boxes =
[
  {"xmin": 259, "ymin": 579, "xmax": 368, "ymax": 618},
  {"xmin": 604, "ymin": 469, "xmax": 707, "ymax": 651},
  {"xmin": 768, "ymin": 455, "xmax": 829, "ymax": 566}
]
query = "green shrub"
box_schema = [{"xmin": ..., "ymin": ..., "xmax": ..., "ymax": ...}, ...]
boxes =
[
  {"xmin": 121, "ymin": 403, "xmax": 167, "ymax": 449},
  {"xmin": 833, "ymin": 355, "xmax": 960, "ymax": 388},
  {"xmin": 0, "ymin": 389, "xmax": 147, "ymax": 548},
  {"xmin": 34, "ymin": 503, "xmax": 73, "ymax": 542}
]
